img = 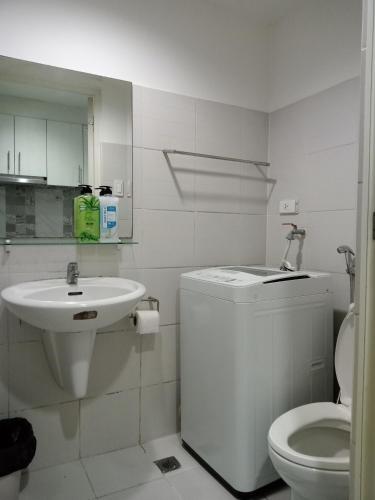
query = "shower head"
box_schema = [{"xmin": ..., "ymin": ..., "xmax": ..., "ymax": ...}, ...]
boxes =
[
  {"xmin": 337, "ymin": 245, "xmax": 356, "ymax": 303},
  {"xmin": 337, "ymin": 245, "xmax": 355, "ymax": 256}
]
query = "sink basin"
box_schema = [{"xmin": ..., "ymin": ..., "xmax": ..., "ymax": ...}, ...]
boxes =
[
  {"xmin": 1, "ymin": 277, "xmax": 146, "ymax": 398},
  {"xmin": 2, "ymin": 277, "xmax": 146, "ymax": 332}
]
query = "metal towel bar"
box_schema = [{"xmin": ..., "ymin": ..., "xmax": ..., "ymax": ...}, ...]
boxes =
[{"xmin": 163, "ymin": 149, "xmax": 270, "ymax": 167}]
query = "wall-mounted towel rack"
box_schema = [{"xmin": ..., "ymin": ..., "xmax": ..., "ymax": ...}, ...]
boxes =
[{"xmin": 163, "ymin": 149, "xmax": 270, "ymax": 167}]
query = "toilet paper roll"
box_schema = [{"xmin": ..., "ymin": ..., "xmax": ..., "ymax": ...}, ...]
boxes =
[{"xmin": 135, "ymin": 310, "xmax": 160, "ymax": 334}]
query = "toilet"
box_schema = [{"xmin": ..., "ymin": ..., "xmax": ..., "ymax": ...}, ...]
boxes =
[{"xmin": 268, "ymin": 304, "xmax": 355, "ymax": 500}]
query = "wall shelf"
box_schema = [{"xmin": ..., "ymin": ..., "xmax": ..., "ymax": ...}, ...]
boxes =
[{"xmin": 1, "ymin": 238, "xmax": 138, "ymax": 246}]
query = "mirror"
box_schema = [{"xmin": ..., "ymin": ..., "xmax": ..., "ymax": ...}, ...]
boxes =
[
  {"xmin": 0, "ymin": 56, "xmax": 133, "ymax": 239},
  {"xmin": 0, "ymin": 80, "xmax": 89, "ymax": 185}
]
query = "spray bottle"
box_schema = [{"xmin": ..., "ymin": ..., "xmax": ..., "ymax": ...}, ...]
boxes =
[{"xmin": 96, "ymin": 186, "xmax": 120, "ymax": 243}]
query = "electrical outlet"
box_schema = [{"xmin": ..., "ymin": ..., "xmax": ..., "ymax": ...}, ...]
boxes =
[{"xmin": 279, "ymin": 199, "xmax": 299, "ymax": 214}]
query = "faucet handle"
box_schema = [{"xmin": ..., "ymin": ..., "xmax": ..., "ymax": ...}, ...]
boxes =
[{"xmin": 282, "ymin": 223, "xmax": 297, "ymax": 230}]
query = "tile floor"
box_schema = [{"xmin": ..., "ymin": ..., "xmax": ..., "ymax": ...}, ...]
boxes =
[{"xmin": 19, "ymin": 434, "xmax": 291, "ymax": 500}]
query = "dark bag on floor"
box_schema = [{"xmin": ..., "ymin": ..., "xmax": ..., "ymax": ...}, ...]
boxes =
[{"xmin": 0, "ymin": 418, "xmax": 36, "ymax": 477}]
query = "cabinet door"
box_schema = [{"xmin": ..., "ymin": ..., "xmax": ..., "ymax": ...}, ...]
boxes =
[
  {"xmin": 15, "ymin": 116, "xmax": 47, "ymax": 177},
  {"xmin": 82, "ymin": 124, "xmax": 88, "ymax": 184},
  {"xmin": 0, "ymin": 113, "xmax": 14, "ymax": 174},
  {"xmin": 47, "ymin": 120, "xmax": 84, "ymax": 186}
]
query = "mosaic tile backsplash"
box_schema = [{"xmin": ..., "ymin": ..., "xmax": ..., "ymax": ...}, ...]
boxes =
[{"xmin": 0, "ymin": 185, "xmax": 79, "ymax": 239}]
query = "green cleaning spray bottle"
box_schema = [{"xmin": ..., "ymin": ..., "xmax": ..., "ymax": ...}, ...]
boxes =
[{"xmin": 74, "ymin": 185, "xmax": 100, "ymax": 242}]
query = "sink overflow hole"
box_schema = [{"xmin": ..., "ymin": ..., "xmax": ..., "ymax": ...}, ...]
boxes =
[
  {"xmin": 153, "ymin": 456, "xmax": 181, "ymax": 473},
  {"xmin": 68, "ymin": 291, "xmax": 83, "ymax": 296}
]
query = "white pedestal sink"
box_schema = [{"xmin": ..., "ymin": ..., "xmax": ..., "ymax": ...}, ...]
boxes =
[{"xmin": 1, "ymin": 277, "xmax": 146, "ymax": 398}]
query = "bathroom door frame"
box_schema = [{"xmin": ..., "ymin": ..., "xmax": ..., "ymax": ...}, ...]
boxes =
[{"xmin": 351, "ymin": 0, "xmax": 375, "ymax": 498}]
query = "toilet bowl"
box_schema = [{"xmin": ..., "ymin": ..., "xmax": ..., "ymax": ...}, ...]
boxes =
[{"xmin": 268, "ymin": 304, "xmax": 355, "ymax": 500}]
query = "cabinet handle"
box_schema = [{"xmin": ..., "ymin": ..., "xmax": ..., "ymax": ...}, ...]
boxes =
[
  {"xmin": 7, "ymin": 151, "xmax": 10, "ymax": 173},
  {"xmin": 18, "ymin": 152, "xmax": 21, "ymax": 175},
  {"xmin": 78, "ymin": 165, "xmax": 82, "ymax": 184}
]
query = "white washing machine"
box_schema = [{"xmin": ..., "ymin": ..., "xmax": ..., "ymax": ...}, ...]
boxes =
[{"xmin": 180, "ymin": 266, "xmax": 333, "ymax": 497}]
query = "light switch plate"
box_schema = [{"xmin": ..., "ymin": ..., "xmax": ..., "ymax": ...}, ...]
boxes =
[
  {"xmin": 279, "ymin": 199, "xmax": 299, "ymax": 214},
  {"xmin": 113, "ymin": 179, "xmax": 124, "ymax": 197}
]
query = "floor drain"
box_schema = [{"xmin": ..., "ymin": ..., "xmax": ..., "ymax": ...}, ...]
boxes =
[{"xmin": 154, "ymin": 456, "xmax": 181, "ymax": 473}]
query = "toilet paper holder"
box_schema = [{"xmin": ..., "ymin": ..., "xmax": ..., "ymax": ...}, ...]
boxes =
[
  {"xmin": 129, "ymin": 296, "xmax": 160, "ymax": 325},
  {"xmin": 140, "ymin": 296, "xmax": 160, "ymax": 312}
]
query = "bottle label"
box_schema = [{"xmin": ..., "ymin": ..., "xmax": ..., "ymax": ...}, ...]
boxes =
[{"xmin": 103, "ymin": 206, "xmax": 117, "ymax": 229}]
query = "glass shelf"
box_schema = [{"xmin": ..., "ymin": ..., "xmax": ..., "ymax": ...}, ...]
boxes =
[{"xmin": 1, "ymin": 238, "xmax": 138, "ymax": 246}]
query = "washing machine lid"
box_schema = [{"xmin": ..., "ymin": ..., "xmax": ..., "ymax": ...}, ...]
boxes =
[
  {"xmin": 335, "ymin": 304, "xmax": 355, "ymax": 408},
  {"xmin": 180, "ymin": 266, "xmax": 332, "ymax": 302},
  {"xmin": 181, "ymin": 266, "xmax": 310, "ymax": 286}
]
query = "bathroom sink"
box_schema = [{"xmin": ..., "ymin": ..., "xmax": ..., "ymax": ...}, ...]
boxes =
[
  {"xmin": 1, "ymin": 277, "xmax": 146, "ymax": 332},
  {"xmin": 1, "ymin": 276, "xmax": 146, "ymax": 398}
]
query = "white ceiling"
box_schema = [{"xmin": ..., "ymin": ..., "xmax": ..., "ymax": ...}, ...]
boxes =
[{"xmin": 205, "ymin": 0, "xmax": 310, "ymax": 25}]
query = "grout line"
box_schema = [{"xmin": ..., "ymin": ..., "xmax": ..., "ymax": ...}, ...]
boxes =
[
  {"xmin": 6, "ymin": 312, "xmax": 10, "ymax": 417},
  {"xmin": 96, "ymin": 477, "xmax": 165, "ymax": 500},
  {"xmin": 138, "ymin": 334, "xmax": 143, "ymax": 444},
  {"xmin": 78, "ymin": 398, "xmax": 82, "ymax": 460},
  {"xmin": 10, "ymin": 387, "xmax": 142, "ymax": 414},
  {"xmin": 305, "ymin": 140, "xmax": 357, "ymax": 156},
  {"xmin": 79, "ymin": 457, "xmax": 97, "ymax": 499}
]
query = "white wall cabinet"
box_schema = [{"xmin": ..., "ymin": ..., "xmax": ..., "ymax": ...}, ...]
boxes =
[
  {"xmin": 0, "ymin": 113, "xmax": 86, "ymax": 185},
  {"xmin": 0, "ymin": 113, "xmax": 14, "ymax": 175},
  {"xmin": 47, "ymin": 120, "xmax": 84, "ymax": 186},
  {"xmin": 15, "ymin": 116, "xmax": 47, "ymax": 177}
]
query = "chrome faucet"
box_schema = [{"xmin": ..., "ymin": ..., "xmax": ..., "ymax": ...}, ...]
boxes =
[
  {"xmin": 280, "ymin": 223, "xmax": 306, "ymax": 271},
  {"xmin": 67, "ymin": 262, "xmax": 80, "ymax": 285},
  {"xmin": 282, "ymin": 223, "xmax": 306, "ymax": 240}
]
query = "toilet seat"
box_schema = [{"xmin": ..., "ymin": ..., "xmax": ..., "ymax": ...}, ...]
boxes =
[{"xmin": 268, "ymin": 402, "xmax": 351, "ymax": 471}]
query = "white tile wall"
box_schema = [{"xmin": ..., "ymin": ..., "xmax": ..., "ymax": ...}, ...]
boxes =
[
  {"xmin": 134, "ymin": 148, "xmax": 195, "ymax": 212},
  {"xmin": 140, "ymin": 381, "xmax": 180, "ymax": 443},
  {"xmin": 13, "ymin": 402, "xmax": 80, "ymax": 471},
  {"xmin": 195, "ymin": 213, "xmax": 266, "ymax": 266},
  {"xmin": 0, "ymin": 84, "xmax": 269, "ymax": 469},
  {"xmin": 135, "ymin": 268, "xmax": 188, "ymax": 326},
  {"xmin": 8, "ymin": 312, "xmax": 41, "ymax": 343},
  {"xmin": 87, "ymin": 330, "xmax": 140, "ymax": 397},
  {"xmin": 0, "ymin": 345, "xmax": 8, "ymax": 414},
  {"xmin": 195, "ymin": 99, "xmax": 268, "ymax": 160},
  {"xmin": 135, "ymin": 210, "xmax": 195, "ymax": 268},
  {"xmin": 9, "ymin": 341, "xmax": 72, "ymax": 411},
  {"xmin": 133, "ymin": 87, "xmax": 196, "ymax": 151},
  {"xmin": 141, "ymin": 325, "xmax": 179, "ymax": 386},
  {"xmin": 267, "ymin": 78, "xmax": 360, "ymax": 314},
  {"xmin": 80, "ymin": 389, "xmax": 140, "ymax": 457}
]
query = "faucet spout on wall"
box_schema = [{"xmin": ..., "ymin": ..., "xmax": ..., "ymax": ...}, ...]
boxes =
[{"xmin": 280, "ymin": 223, "xmax": 306, "ymax": 271}]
